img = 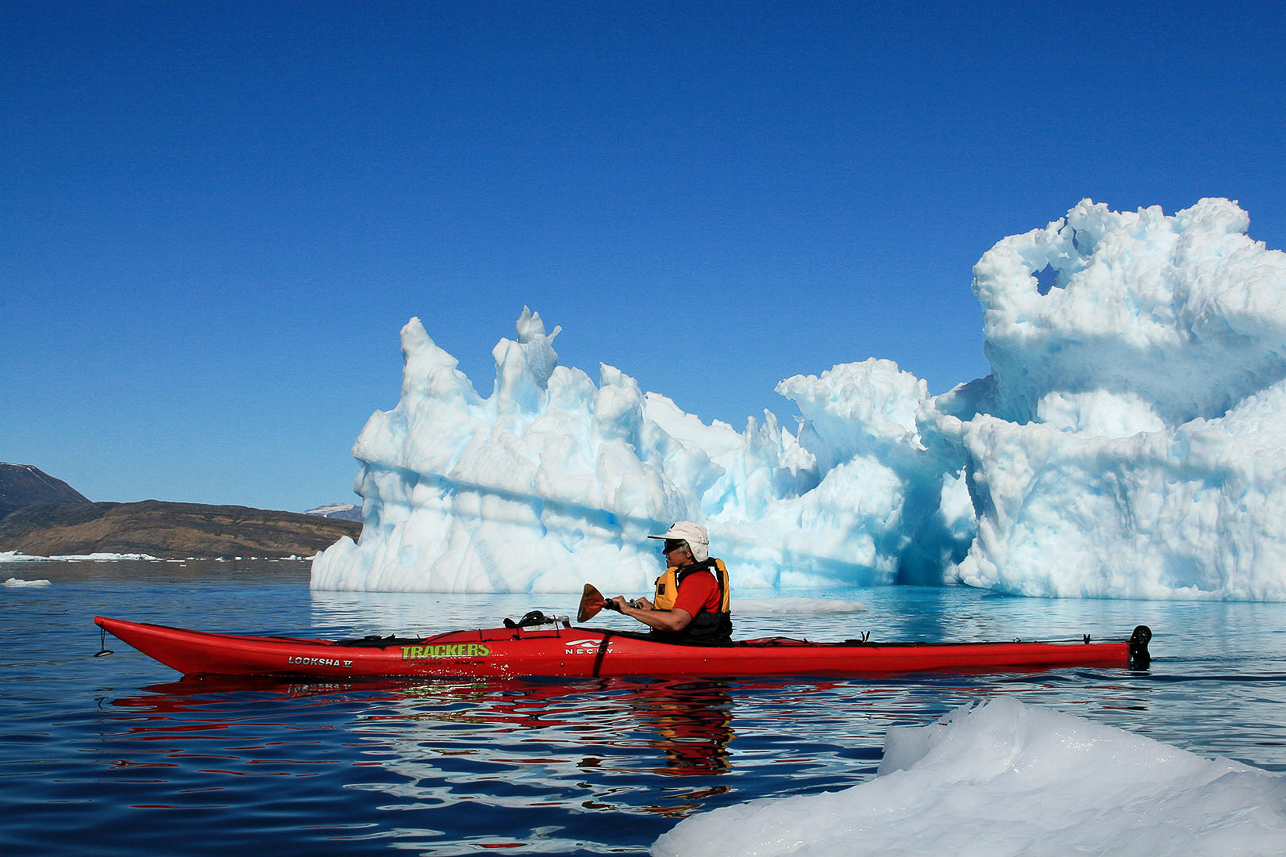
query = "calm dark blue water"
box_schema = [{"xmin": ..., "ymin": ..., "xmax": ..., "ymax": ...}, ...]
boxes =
[{"xmin": 3, "ymin": 559, "xmax": 1285, "ymax": 855}]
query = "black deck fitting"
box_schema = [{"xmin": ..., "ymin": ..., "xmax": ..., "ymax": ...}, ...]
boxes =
[{"xmin": 1127, "ymin": 625, "xmax": 1152, "ymax": 670}]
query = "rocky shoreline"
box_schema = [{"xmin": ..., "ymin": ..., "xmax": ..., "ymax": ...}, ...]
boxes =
[{"xmin": 0, "ymin": 499, "xmax": 360, "ymax": 560}]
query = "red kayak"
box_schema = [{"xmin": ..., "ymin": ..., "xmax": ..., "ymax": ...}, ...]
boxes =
[{"xmin": 94, "ymin": 614, "xmax": 1152, "ymax": 679}]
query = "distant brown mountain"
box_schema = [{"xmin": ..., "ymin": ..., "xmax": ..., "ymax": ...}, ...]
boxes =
[
  {"xmin": 0, "ymin": 463, "xmax": 90, "ymax": 518},
  {"xmin": 0, "ymin": 499, "xmax": 361, "ymax": 559}
]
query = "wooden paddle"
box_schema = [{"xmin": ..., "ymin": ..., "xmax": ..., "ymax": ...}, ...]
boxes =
[{"xmin": 577, "ymin": 584, "xmax": 640, "ymax": 623}]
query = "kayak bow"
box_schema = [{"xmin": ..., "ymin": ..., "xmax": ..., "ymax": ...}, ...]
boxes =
[{"xmin": 94, "ymin": 615, "xmax": 1152, "ymax": 679}]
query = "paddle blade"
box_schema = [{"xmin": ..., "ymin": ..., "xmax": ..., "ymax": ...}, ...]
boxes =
[{"xmin": 577, "ymin": 583, "xmax": 606, "ymax": 623}]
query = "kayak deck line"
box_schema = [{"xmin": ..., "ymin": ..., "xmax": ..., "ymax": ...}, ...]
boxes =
[{"xmin": 93, "ymin": 615, "xmax": 1152, "ymax": 679}]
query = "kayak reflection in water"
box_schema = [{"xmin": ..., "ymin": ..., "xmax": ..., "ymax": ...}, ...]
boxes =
[
  {"xmin": 609, "ymin": 522, "xmax": 733, "ymax": 644},
  {"xmin": 638, "ymin": 679, "xmax": 735, "ymax": 778}
]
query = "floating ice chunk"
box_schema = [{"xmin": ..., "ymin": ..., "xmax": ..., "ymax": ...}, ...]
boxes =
[
  {"xmin": 732, "ymin": 598, "xmax": 865, "ymax": 616},
  {"xmin": 653, "ymin": 697, "xmax": 1286, "ymax": 857},
  {"xmin": 0, "ymin": 552, "xmax": 159, "ymax": 562}
]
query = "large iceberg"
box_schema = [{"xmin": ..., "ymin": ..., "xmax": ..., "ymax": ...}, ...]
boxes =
[
  {"xmin": 313, "ymin": 198, "xmax": 1286, "ymax": 600},
  {"xmin": 311, "ymin": 311, "xmax": 966, "ymax": 593}
]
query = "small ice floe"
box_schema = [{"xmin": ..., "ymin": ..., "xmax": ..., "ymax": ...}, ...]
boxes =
[
  {"xmin": 2, "ymin": 551, "xmax": 160, "ymax": 562},
  {"xmin": 4, "ymin": 578, "xmax": 52, "ymax": 587},
  {"xmin": 1, "ymin": 551, "xmax": 47, "ymax": 562},
  {"xmin": 733, "ymin": 598, "xmax": 866, "ymax": 616},
  {"xmin": 69, "ymin": 553, "xmax": 160, "ymax": 561}
]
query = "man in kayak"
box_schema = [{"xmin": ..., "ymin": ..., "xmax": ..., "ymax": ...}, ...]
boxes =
[{"xmin": 609, "ymin": 521, "xmax": 732, "ymax": 644}]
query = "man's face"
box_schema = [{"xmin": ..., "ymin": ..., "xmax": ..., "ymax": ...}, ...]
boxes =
[{"xmin": 663, "ymin": 540, "xmax": 691, "ymax": 564}]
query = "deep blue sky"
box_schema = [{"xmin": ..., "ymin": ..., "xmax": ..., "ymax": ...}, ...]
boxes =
[{"xmin": 4, "ymin": 2, "xmax": 1284, "ymax": 512}]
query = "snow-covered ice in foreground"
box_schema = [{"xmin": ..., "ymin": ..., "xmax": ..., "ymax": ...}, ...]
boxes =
[
  {"xmin": 652, "ymin": 697, "xmax": 1286, "ymax": 857},
  {"xmin": 313, "ymin": 198, "xmax": 1286, "ymax": 599}
]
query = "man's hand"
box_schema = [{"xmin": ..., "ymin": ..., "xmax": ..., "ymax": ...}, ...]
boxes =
[{"xmin": 609, "ymin": 595, "xmax": 693, "ymax": 633}]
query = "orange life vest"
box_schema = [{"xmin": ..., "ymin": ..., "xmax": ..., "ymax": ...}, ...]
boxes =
[{"xmin": 651, "ymin": 558, "xmax": 732, "ymax": 644}]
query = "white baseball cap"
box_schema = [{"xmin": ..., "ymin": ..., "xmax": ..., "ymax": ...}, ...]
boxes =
[{"xmin": 647, "ymin": 521, "xmax": 709, "ymax": 562}]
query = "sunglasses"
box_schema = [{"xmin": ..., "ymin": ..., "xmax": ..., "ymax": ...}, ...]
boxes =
[{"xmin": 662, "ymin": 540, "xmax": 688, "ymax": 554}]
